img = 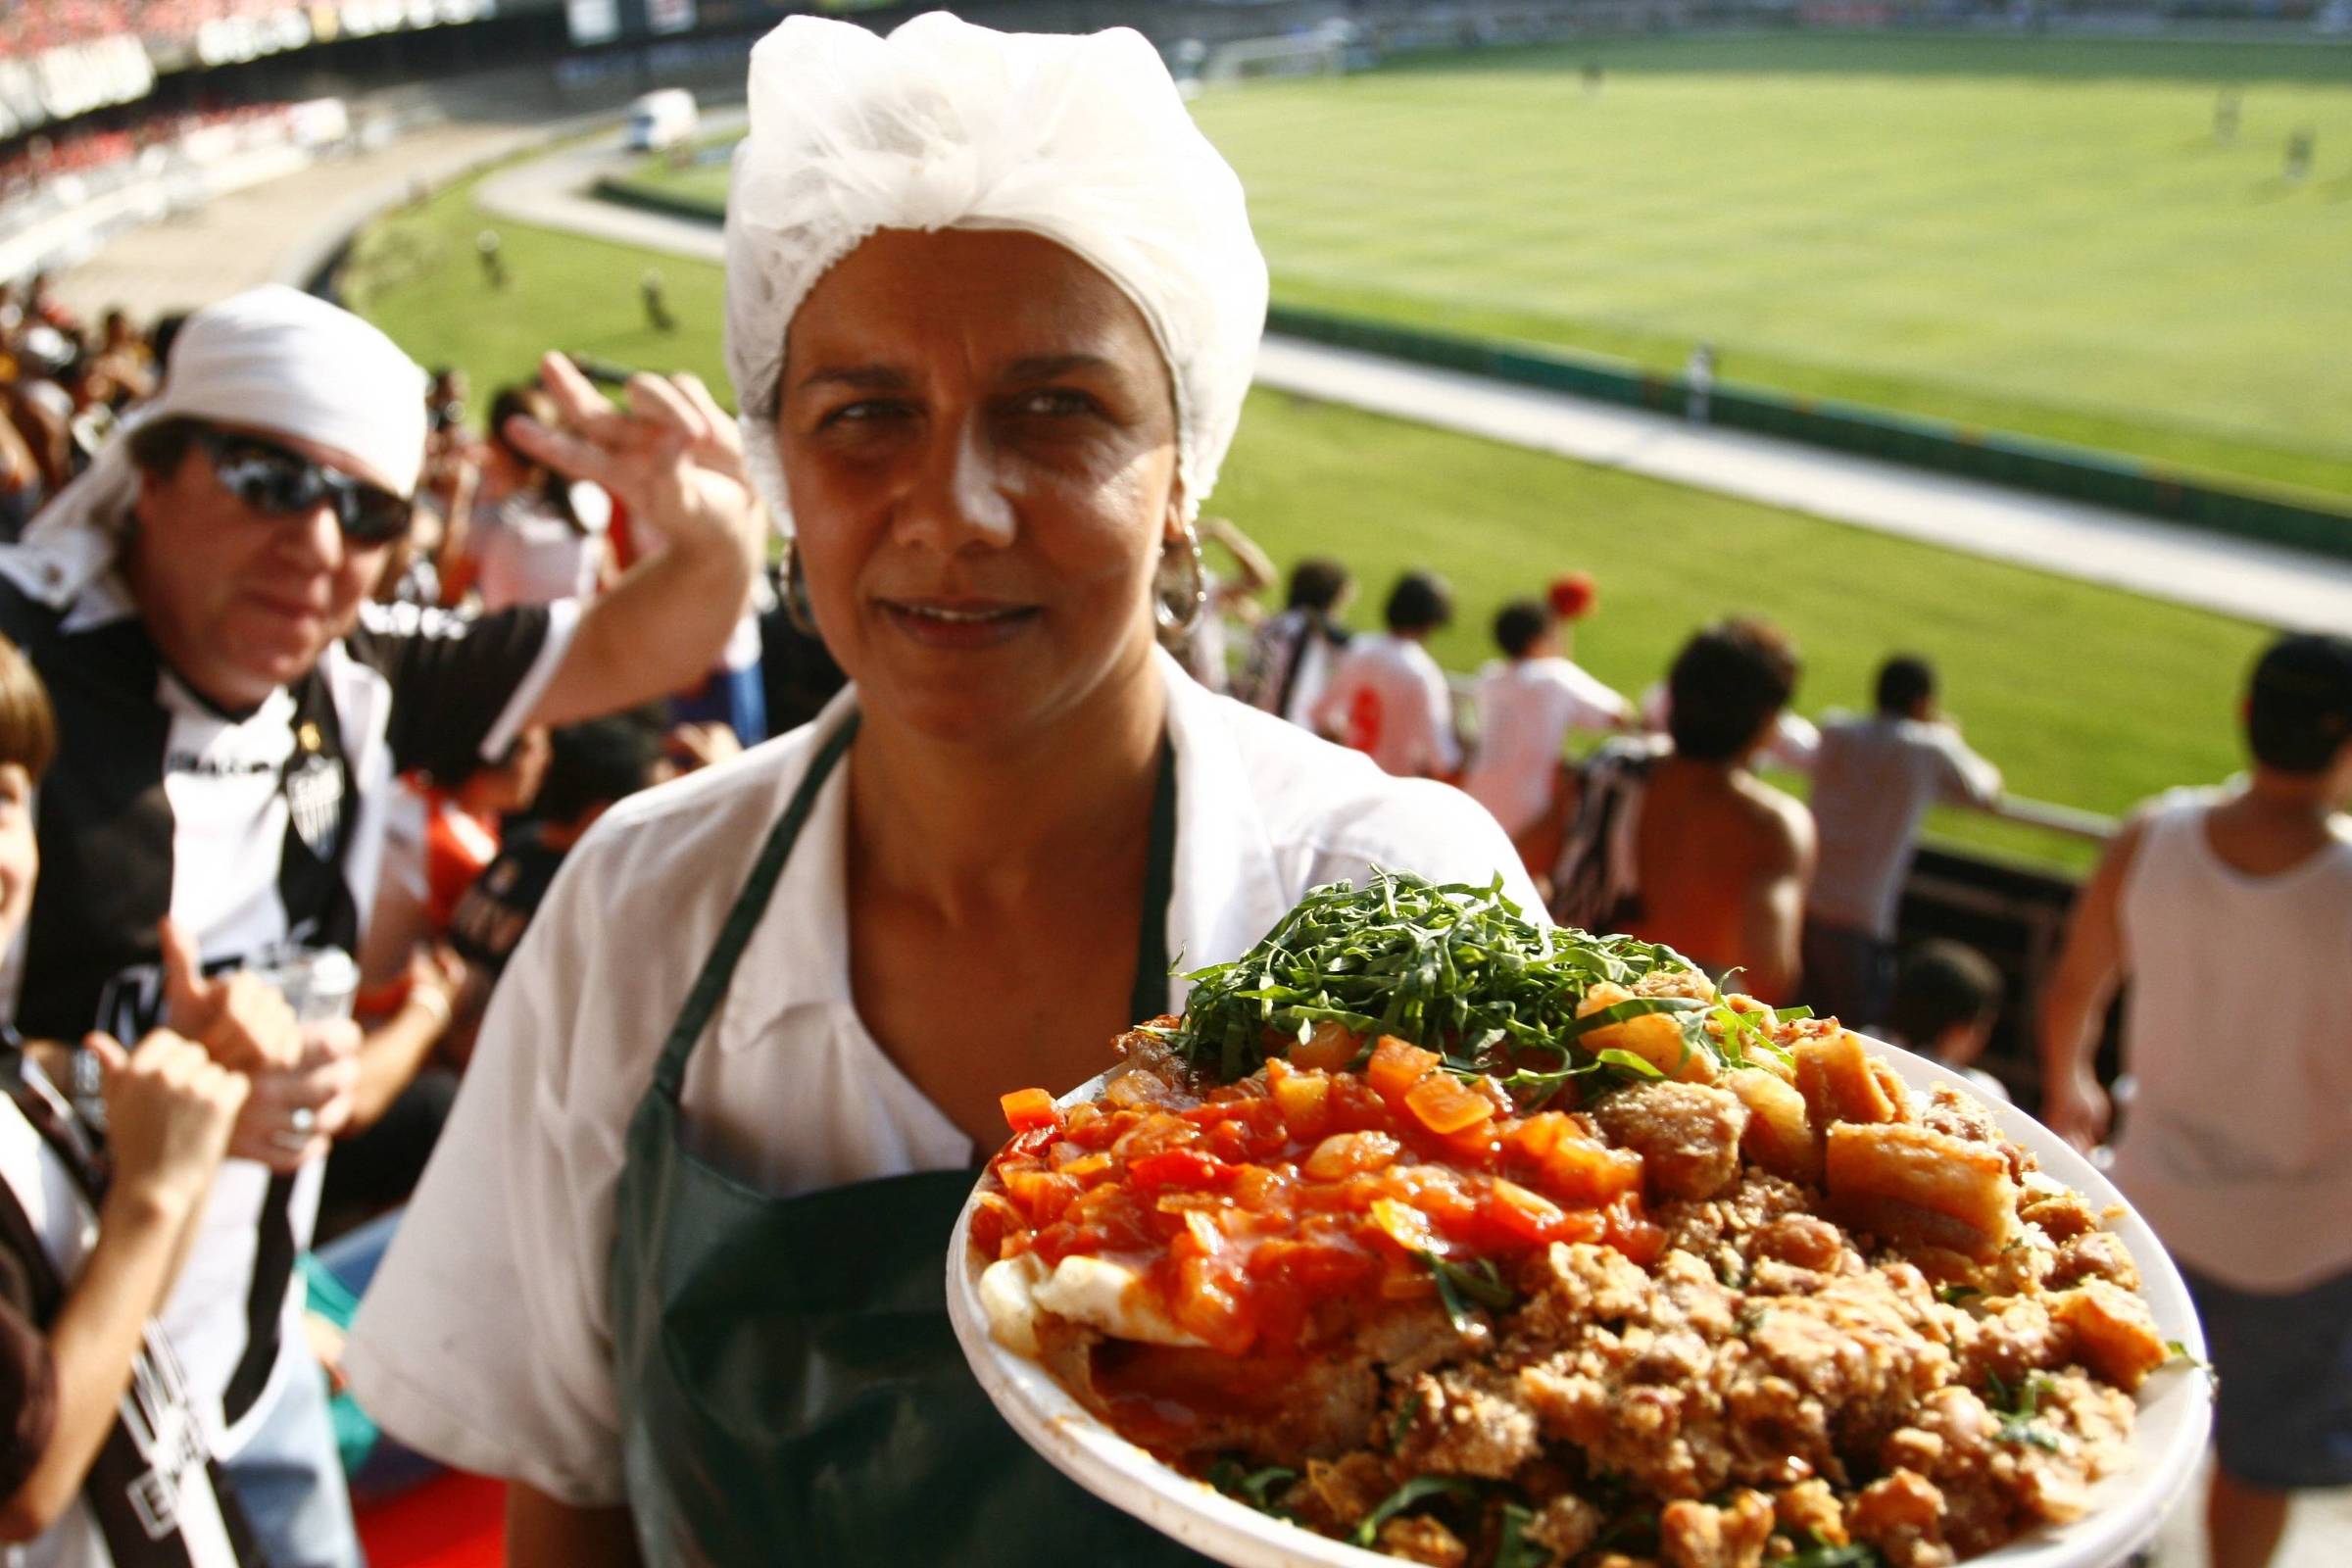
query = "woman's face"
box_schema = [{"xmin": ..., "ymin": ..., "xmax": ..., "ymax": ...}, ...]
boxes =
[{"xmin": 776, "ymin": 228, "xmax": 1182, "ymax": 748}]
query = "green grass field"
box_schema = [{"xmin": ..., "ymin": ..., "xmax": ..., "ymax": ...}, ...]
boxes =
[
  {"xmin": 342, "ymin": 156, "xmax": 2269, "ymax": 875},
  {"xmin": 618, "ymin": 32, "xmax": 2352, "ymax": 501}
]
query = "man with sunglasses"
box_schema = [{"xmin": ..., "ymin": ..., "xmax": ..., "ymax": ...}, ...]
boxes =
[{"xmin": 0, "ymin": 285, "xmax": 761, "ymax": 1568}]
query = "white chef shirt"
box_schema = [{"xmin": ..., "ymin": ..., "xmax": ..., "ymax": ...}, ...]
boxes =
[
  {"xmin": 344, "ymin": 651, "xmax": 1537, "ymax": 1506},
  {"xmin": 1311, "ymin": 632, "xmax": 1461, "ymax": 779},
  {"xmin": 1460, "ymin": 656, "xmax": 1631, "ymax": 839}
]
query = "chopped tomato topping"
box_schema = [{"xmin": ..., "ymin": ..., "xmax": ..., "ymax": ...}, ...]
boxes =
[
  {"xmin": 980, "ymin": 1054, "xmax": 1658, "ymax": 1355},
  {"xmin": 1404, "ymin": 1072, "xmax": 1497, "ymax": 1136},
  {"xmin": 1288, "ymin": 1020, "xmax": 1361, "ymax": 1073},
  {"xmin": 1000, "ymin": 1087, "xmax": 1062, "ymax": 1134}
]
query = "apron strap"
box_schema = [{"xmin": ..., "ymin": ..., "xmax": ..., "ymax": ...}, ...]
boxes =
[
  {"xmin": 651, "ymin": 712, "xmax": 860, "ymax": 1103},
  {"xmin": 1127, "ymin": 734, "xmax": 1178, "ymax": 1025}
]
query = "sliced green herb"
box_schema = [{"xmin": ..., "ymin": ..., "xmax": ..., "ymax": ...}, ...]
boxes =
[
  {"xmin": 1494, "ymin": 1501, "xmax": 1549, "ymax": 1568},
  {"xmin": 1421, "ymin": 1250, "xmax": 1517, "ymax": 1333},
  {"xmin": 1989, "ymin": 1370, "xmax": 2065, "ymax": 1450},
  {"xmin": 1937, "ymin": 1284, "xmax": 1983, "ymax": 1306},
  {"xmin": 1170, "ymin": 870, "xmax": 1703, "ymax": 1094},
  {"xmin": 1351, "ymin": 1475, "xmax": 1482, "ymax": 1548},
  {"xmin": 1204, "ymin": 1459, "xmax": 1298, "ymax": 1515},
  {"xmin": 1768, "ymin": 1542, "xmax": 1886, "ymax": 1568}
]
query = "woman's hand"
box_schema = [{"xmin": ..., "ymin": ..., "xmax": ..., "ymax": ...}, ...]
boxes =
[
  {"xmin": 2039, "ymin": 1063, "xmax": 2112, "ymax": 1154},
  {"xmin": 407, "ymin": 942, "xmax": 468, "ymax": 1025},
  {"xmin": 506, "ymin": 353, "xmax": 756, "ymax": 558},
  {"xmin": 91, "ymin": 1030, "xmax": 249, "ymax": 1213}
]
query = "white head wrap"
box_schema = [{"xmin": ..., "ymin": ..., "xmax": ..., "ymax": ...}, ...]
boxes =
[
  {"xmin": 13, "ymin": 283, "xmax": 428, "ymax": 606},
  {"xmin": 724, "ymin": 11, "xmax": 1268, "ymax": 534}
]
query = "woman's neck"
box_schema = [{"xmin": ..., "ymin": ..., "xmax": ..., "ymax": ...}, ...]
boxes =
[{"xmin": 847, "ymin": 650, "xmax": 1168, "ymax": 918}]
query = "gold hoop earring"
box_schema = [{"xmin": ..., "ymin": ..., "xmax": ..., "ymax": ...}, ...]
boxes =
[
  {"xmin": 1153, "ymin": 521, "xmax": 1205, "ymax": 637},
  {"xmin": 780, "ymin": 537, "xmax": 820, "ymax": 639}
]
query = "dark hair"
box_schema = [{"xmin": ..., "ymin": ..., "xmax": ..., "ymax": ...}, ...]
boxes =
[
  {"xmin": 1875, "ymin": 655, "xmax": 1936, "ymax": 716},
  {"xmin": 148, "ymin": 312, "xmax": 189, "ymax": 374},
  {"xmin": 1666, "ymin": 619, "xmax": 1799, "ymax": 762},
  {"xmin": 2246, "ymin": 632, "xmax": 2352, "ymax": 773},
  {"xmin": 125, "ymin": 415, "xmax": 202, "ymax": 478},
  {"xmin": 1886, "ymin": 939, "xmax": 2002, "ymax": 1046},
  {"xmin": 1286, "ymin": 558, "xmax": 1352, "ymax": 615},
  {"xmin": 1494, "ymin": 600, "xmax": 1548, "ymax": 660},
  {"xmin": 0, "ymin": 634, "xmax": 56, "ymax": 781},
  {"xmin": 1383, "ymin": 570, "xmax": 1452, "ymax": 636},
  {"xmin": 488, "ymin": 384, "xmax": 579, "ymax": 527},
  {"xmin": 535, "ymin": 716, "xmax": 662, "ymax": 824}
]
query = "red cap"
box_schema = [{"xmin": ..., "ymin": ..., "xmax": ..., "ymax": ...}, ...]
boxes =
[{"xmin": 1546, "ymin": 571, "xmax": 1597, "ymax": 620}]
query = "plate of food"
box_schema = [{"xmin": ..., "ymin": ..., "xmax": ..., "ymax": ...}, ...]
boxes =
[{"xmin": 948, "ymin": 871, "xmax": 2211, "ymax": 1568}]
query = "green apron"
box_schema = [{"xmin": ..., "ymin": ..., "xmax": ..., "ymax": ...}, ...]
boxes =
[{"xmin": 608, "ymin": 713, "xmax": 1212, "ymax": 1566}]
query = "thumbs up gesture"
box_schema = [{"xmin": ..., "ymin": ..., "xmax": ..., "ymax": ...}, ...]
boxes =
[{"xmin": 158, "ymin": 919, "xmax": 303, "ymax": 1073}]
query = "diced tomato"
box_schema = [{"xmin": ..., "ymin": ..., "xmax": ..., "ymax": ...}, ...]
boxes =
[
  {"xmin": 1504, "ymin": 1110, "xmax": 1572, "ymax": 1166},
  {"xmin": 1000, "ymin": 1087, "xmax": 1062, "ymax": 1134},
  {"xmin": 1541, "ymin": 1135, "xmax": 1644, "ymax": 1207},
  {"xmin": 1477, "ymin": 1175, "xmax": 1571, "ymax": 1250},
  {"xmin": 1405, "ymin": 1073, "xmax": 1496, "ymax": 1136},
  {"xmin": 1056, "ymin": 1152, "xmax": 1112, "ymax": 1181},
  {"xmin": 1002, "ymin": 1167, "xmax": 1081, "ymax": 1226},
  {"xmin": 1603, "ymin": 1194, "xmax": 1667, "ymax": 1267},
  {"xmin": 1289, "ymin": 1019, "xmax": 1360, "ymax": 1073},
  {"xmin": 968, "ymin": 1191, "xmax": 1024, "ymax": 1258},
  {"xmin": 1267, "ymin": 1062, "xmax": 1334, "ymax": 1143},
  {"xmin": 1367, "ymin": 1037, "xmax": 1442, "ymax": 1102},
  {"xmin": 1301, "ymin": 1130, "xmax": 1401, "ymax": 1181},
  {"xmin": 1127, "ymin": 1149, "xmax": 1233, "ymax": 1192}
]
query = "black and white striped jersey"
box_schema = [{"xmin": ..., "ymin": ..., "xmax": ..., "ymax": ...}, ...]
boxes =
[{"xmin": 0, "ymin": 552, "xmax": 574, "ymax": 1448}]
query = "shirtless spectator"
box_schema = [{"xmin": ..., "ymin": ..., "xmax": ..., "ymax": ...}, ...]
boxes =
[
  {"xmin": 1536, "ymin": 619, "xmax": 1814, "ymax": 997},
  {"xmin": 2041, "ymin": 631, "xmax": 2352, "ymax": 1568},
  {"xmin": 1312, "ymin": 568, "xmax": 1460, "ymax": 780},
  {"xmin": 1801, "ymin": 655, "xmax": 2001, "ymax": 1028}
]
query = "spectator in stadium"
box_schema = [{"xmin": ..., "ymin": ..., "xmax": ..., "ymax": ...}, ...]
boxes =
[
  {"xmin": 1233, "ymin": 555, "xmax": 1352, "ymax": 726},
  {"xmin": 1800, "ymin": 654, "xmax": 2002, "ymax": 1028},
  {"xmin": 1640, "ymin": 670, "xmax": 1820, "ymax": 773},
  {"xmin": 0, "ymin": 630, "xmax": 262, "ymax": 1567},
  {"xmin": 456, "ymin": 383, "xmax": 613, "ymax": 613},
  {"xmin": 344, "ymin": 15, "xmax": 1533, "ymax": 1564},
  {"xmin": 1539, "ymin": 619, "xmax": 1814, "ymax": 996},
  {"xmin": 1879, "ymin": 938, "xmax": 2008, "ymax": 1103},
  {"xmin": 446, "ymin": 714, "xmax": 664, "ymax": 1002},
  {"xmin": 2040, "ymin": 631, "xmax": 2352, "ymax": 1568},
  {"xmin": 0, "ymin": 283, "xmax": 760, "ymax": 1568},
  {"xmin": 1311, "ymin": 567, "xmax": 1461, "ymax": 779},
  {"xmin": 1158, "ymin": 513, "xmax": 1275, "ymax": 694},
  {"xmin": 1459, "ymin": 594, "xmax": 1630, "ymax": 841}
]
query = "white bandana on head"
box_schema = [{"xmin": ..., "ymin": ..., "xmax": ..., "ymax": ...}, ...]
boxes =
[
  {"xmin": 723, "ymin": 10, "xmax": 1269, "ymax": 536},
  {"xmin": 11, "ymin": 283, "xmax": 428, "ymax": 607}
]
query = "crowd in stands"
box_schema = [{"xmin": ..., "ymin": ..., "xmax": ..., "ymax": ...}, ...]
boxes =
[
  {"xmin": 0, "ymin": 277, "xmax": 2345, "ymax": 1568},
  {"xmin": 0, "ymin": 0, "xmax": 291, "ymax": 60},
  {"xmin": 2, "ymin": 104, "xmax": 306, "ymax": 219}
]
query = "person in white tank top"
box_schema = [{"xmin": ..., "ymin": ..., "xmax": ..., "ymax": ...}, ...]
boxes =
[
  {"xmin": 1459, "ymin": 597, "xmax": 1629, "ymax": 841},
  {"xmin": 2039, "ymin": 631, "xmax": 2352, "ymax": 1568}
]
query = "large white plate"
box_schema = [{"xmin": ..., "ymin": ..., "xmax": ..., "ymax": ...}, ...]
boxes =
[{"xmin": 948, "ymin": 1038, "xmax": 2212, "ymax": 1568}]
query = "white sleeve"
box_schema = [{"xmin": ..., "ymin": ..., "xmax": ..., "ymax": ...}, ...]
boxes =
[
  {"xmin": 344, "ymin": 850, "xmax": 639, "ymax": 1506},
  {"xmin": 1308, "ymin": 652, "xmax": 1357, "ymax": 737},
  {"xmin": 1549, "ymin": 662, "xmax": 1631, "ymax": 729},
  {"xmin": 1932, "ymin": 728, "xmax": 2004, "ymax": 808},
  {"xmin": 1425, "ymin": 663, "xmax": 1463, "ymax": 773}
]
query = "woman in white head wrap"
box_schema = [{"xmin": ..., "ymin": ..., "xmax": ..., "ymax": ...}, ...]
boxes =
[{"xmin": 347, "ymin": 15, "xmax": 1531, "ymax": 1566}]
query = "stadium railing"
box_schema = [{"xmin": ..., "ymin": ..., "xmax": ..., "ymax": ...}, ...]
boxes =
[{"xmin": 1267, "ymin": 303, "xmax": 2352, "ymax": 567}]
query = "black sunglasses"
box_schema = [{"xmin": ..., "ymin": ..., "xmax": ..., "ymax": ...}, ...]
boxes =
[{"xmin": 192, "ymin": 426, "xmax": 413, "ymax": 546}]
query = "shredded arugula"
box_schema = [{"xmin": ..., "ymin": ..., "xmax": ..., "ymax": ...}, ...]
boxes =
[
  {"xmin": 1493, "ymin": 1501, "xmax": 1548, "ymax": 1568},
  {"xmin": 1768, "ymin": 1540, "xmax": 1886, "ymax": 1568},
  {"xmin": 1171, "ymin": 870, "xmax": 1705, "ymax": 1094},
  {"xmin": 1986, "ymin": 1369, "xmax": 2066, "ymax": 1451},
  {"xmin": 1350, "ymin": 1475, "xmax": 1482, "ymax": 1548},
  {"xmin": 1204, "ymin": 1458, "xmax": 1298, "ymax": 1518},
  {"xmin": 1421, "ymin": 1250, "xmax": 1518, "ymax": 1333},
  {"xmin": 1937, "ymin": 1283, "xmax": 1983, "ymax": 1306}
]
